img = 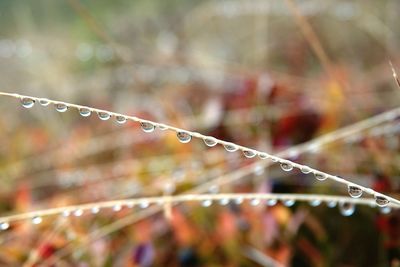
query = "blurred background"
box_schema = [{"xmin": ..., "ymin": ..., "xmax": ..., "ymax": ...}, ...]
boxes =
[{"xmin": 0, "ymin": 0, "xmax": 399, "ymax": 266}]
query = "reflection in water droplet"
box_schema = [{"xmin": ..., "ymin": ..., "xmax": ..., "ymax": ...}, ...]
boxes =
[
  {"xmin": 224, "ymin": 143, "xmax": 238, "ymax": 152},
  {"xmin": 280, "ymin": 162, "xmax": 293, "ymax": 172},
  {"xmin": 115, "ymin": 115, "xmax": 127, "ymax": 124},
  {"xmin": 348, "ymin": 185, "xmax": 363, "ymax": 198},
  {"xmin": 203, "ymin": 137, "xmax": 217, "ymax": 147},
  {"xmin": 21, "ymin": 97, "xmax": 35, "ymax": 108},
  {"xmin": 177, "ymin": 131, "xmax": 192, "ymax": 143},
  {"xmin": 375, "ymin": 195, "xmax": 390, "ymax": 207},
  {"xmin": 258, "ymin": 153, "xmax": 269, "ymax": 159},
  {"xmin": 97, "ymin": 111, "xmax": 111, "ymax": 120},
  {"xmin": 300, "ymin": 166, "xmax": 312, "ymax": 174},
  {"xmin": 339, "ymin": 202, "xmax": 355, "ymax": 216},
  {"xmin": 79, "ymin": 108, "xmax": 91, "ymax": 117},
  {"xmin": 55, "ymin": 103, "xmax": 68, "ymax": 112},
  {"xmin": 314, "ymin": 172, "xmax": 327, "ymax": 181},
  {"xmin": 141, "ymin": 122, "xmax": 155, "ymax": 132},
  {"xmin": 39, "ymin": 99, "xmax": 50, "ymax": 106},
  {"xmin": 243, "ymin": 150, "xmax": 256, "ymax": 158}
]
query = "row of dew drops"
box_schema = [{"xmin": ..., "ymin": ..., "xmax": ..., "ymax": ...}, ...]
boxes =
[
  {"xmin": 19, "ymin": 97, "xmax": 391, "ymax": 209},
  {"xmin": 0, "ymin": 196, "xmax": 392, "ymax": 231}
]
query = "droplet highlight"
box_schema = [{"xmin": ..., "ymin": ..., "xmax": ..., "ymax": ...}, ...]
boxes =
[
  {"xmin": 0, "ymin": 222, "xmax": 9, "ymax": 230},
  {"xmin": 339, "ymin": 202, "xmax": 355, "ymax": 216},
  {"xmin": 201, "ymin": 199, "xmax": 212, "ymax": 207},
  {"xmin": 309, "ymin": 199, "xmax": 321, "ymax": 207},
  {"xmin": 32, "ymin": 216, "xmax": 42, "ymax": 225},
  {"xmin": 266, "ymin": 199, "xmax": 277, "ymax": 206},
  {"xmin": 283, "ymin": 199, "xmax": 295, "ymax": 207}
]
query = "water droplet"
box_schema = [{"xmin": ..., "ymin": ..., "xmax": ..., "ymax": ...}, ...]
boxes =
[
  {"xmin": 55, "ymin": 103, "xmax": 68, "ymax": 112},
  {"xmin": 139, "ymin": 201, "xmax": 149, "ymax": 209},
  {"xmin": 253, "ymin": 164, "xmax": 264, "ymax": 176},
  {"xmin": 208, "ymin": 184, "xmax": 219, "ymax": 194},
  {"xmin": 314, "ymin": 172, "xmax": 327, "ymax": 181},
  {"xmin": 177, "ymin": 131, "xmax": 192, "ymax": 143},
  {"xmin": 235, "ymin": 197, "xmax": 244, "ymax": 205},
  {"xmin": 140, "ymin": 122, "xmax": 155, "ymax": 132},
  {"xmin": 79, "ymin": 108, "xmax": 91, "ymax": 117},
  {"xmin": 201, "ymin": 199, "xmax": 212, "ymax": 207},
  {"xmin": 32, "ymin": 216, "xmax": 42, "ymax": 225},
  {"xmin": 91, "ymin": 207, "xmax": 100, "ymax": 214},
  {"xmin": 21, "ymin": 97, "xmax": 35, "ymax": 108},
  {"xmin": 243, "ymin": 150, "xmax": 256, "ymax": 158},
  {"xmin": 339, "ymin": 202, "xmax": 355, "ymax": 216},
  {"xmin": 327, "ymin": 201, "xmax": 337, "ymax": 208},
  {"xmin": 348, "ymin": 185, "xmax": 363, "ymax": 198},
  {"xmin": 283, "ymin": 199, "xmax": 295, "ymax": 207},
  {"xmin": 300, "ymin": 166, "xmax": 312, "ymax": 174},
  {"xmin": 270, "ymin": 157, "xmax": 278, "ymax": 162},
  {"xmin": 73, "ymin": 209, "xmax": 84, "ymax": 217},
  {"xmin": 97, "ymin": 111, "xmax": 111, "ymax": 120},
  {"xmin": 219, "ymin": 198, "xmax": 229, "ymax": 206},
  {"xmin": 258, "ymin": 153, "xmax": 269, "ymax": 159},
  {"xmin": 375, "ymin": 195, "xmax": 390, "ymax": 207},
  {"xmin": 39, "ymin": 99, "xmax": 50, "ymax": 106},
  {"xmin": 115, "ymin": 115, "xmax": 127, "ymax": 124},
  {"xmin": 250, "ymin": 198, "xmax": 260, "ymax": 206},
  {"xmin": 62, "ymin": 210, "xmax": 71, "ymax": 217},
  {"xmin": 0, "ymin": 222, "xmax": 9, "ymax": 230},
  {"xmin": 309, "ymin": 199, "xmax": 321, "ymax": 207},
  {"xmin": 224, "ymin": 143, "xmax": 238, "ymax": 152},
  {"xmin": 266, "ymin": 199, "xmax": 277, "ymax": 206},
  {"xmin": 112, "ymin": 204, "xmax": 122, "ymax": 212},
  {"xmin": 380, "ymin": 206, "xmax": 391, "ymax": 214},
  {"xmin": 203, "ymin": 137, "xmax": 217, "ymax": 147},
  {"xmin": 158, "ymin": 124, "xmax": 168, "ymax": 130},
  {"xmin": 280, "ymin": 162, "xmax": 293, "ymax": 172},
  {"xmin": 163, "ymin": 182, "xmax": 176, "ymax": 194}
]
